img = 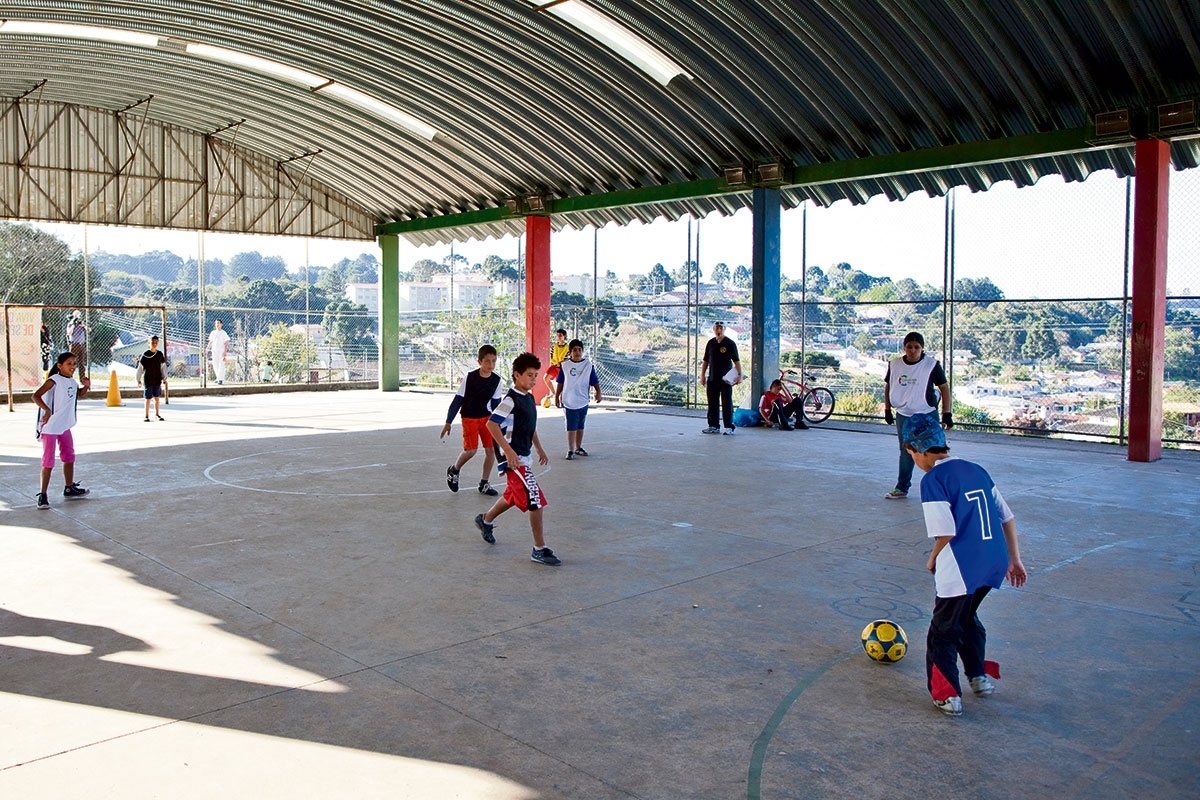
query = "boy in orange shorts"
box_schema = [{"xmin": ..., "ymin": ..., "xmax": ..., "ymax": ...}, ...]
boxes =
[
  {"xmin": 475, "ymin": 352, "xmax": 560, "ymax": 566},
  {"xmin": 441, "ymin": 344, "xmax": 504, "ymax": 496},
  {"xmin": 542, "ymin": 328, "xmax": 569, "ymax": 408}
]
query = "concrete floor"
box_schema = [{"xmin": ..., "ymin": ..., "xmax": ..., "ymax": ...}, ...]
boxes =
[{"xmin": 0, "ymin": 389, "xmax": 1196, "ymax": 799}]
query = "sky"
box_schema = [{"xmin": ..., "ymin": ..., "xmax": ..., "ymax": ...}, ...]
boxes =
[{"xmin": 31, "ymin": 167, "xmax": 1200, "ymax": 301}]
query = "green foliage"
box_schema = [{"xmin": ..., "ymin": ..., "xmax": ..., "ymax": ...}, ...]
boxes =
[
  {"xmin": 620, "ymin": 372, "xmax": 685, "ymax": 406},
  {"xmin": 416, "ymin": 373, "xmax": 450, "ymax": 388},
  {"xmin": 833, "ymin": 391, "xmax": 882, "ymax": 419},
  {"xmin": 228, "ymin": 252, "xmax": 288, "ymax": 282},
  {"xmin": 253, "ymin": 323, "xmax": 315, "ymax": 382},
  {"xmin": 646, "ymin": 263, "xmax": 675, "ymax": 293},
  {"xmin": 780, "ymin": 350, "xmax": 840, "ymax": 370},
  {"xmin": 711, "ymin": 263, "xmax": 730, "ymax": 288},
  {"xmin": 322, "ymin": 301, "xmax": 376, "ymax": 352},
  {"xmin": 732, "ymin": 264, "xmax": 751, "ymax": 289},
  {"xmin": 952, "ymin": 399, "xmax": 998, "ymax": 427},
  {"xmin": 853, "ymin": 331, "xmax": 876, "ymax": 351}
]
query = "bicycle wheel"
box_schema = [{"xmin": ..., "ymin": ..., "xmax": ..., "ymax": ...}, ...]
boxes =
[{"xmin": 801, "ymin": 387, "xmax": 835, "ymax": 423}]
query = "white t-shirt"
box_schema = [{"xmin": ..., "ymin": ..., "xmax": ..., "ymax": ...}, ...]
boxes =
[
  {"xmin": 208, "ymin": 328, "xmax": 230, "ymax": 356},
  {"xmin": 555, "ymin": 357, "xmax": 598, "ymax": 410},
  {"xmin": 887, "ymin": 354, "xmax": 939, "ymax": 416},
  {"xmin": 38, "ymin": 374, "xmax": 79, "ymax": 436}
]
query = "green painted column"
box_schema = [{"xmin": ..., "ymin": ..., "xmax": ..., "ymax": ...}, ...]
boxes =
[{"xmin": 378, "ymin": 233, "xmax": 400, "ymax": 391}]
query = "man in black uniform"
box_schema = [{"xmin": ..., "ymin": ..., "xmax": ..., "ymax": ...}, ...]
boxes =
[{"xmin": 699, "ymin": 321, "xmax": 742, "ymax": 435}]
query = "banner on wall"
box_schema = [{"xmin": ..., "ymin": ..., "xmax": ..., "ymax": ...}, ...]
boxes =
[{"xmin": 0, "ymin": 307, "xmax": 44, "ymax": 392}]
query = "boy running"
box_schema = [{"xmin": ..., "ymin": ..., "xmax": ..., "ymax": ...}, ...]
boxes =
[
  {"xmin": 541, "ymin": 328, "xmax": 569, "ymax": 408},
  {"xmin": 475, "ymin": 352, "xmax": 561, "ymax": 566},
  {"xmin": 903, "ymin": 413, "xmax": 1027, "ymax": 716},
  {"xmin": 555, "ymin": 339, "xmax": 602, "ymax": 459},
  {"xmin": 441, "ymin": 344, "xmax": 504, "ymax": 496}
]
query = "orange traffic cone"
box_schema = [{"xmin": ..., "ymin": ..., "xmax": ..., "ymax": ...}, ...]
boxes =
[{"xmin": 106, "ymin": 370, "xmax": 123, "ymax": 407}]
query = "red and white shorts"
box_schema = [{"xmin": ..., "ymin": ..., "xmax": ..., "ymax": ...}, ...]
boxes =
[{"xmin": 503, "ymin": 460, "xmax": 547, "ymax": 512}]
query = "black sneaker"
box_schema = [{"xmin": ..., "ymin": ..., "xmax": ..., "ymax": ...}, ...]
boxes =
[
  {"xmin": 63, "ymin": 482, "xmax": 89, "ymax": 499},
  {"xmin": 35, "ymin": 492, "xmax": 49, "ymax": 509},
  {"xmin": 478, "ymin": 480, "xmax": 498, "ymax": 497},
  {"xmin": 565, "ymin": 451, "xmax": 575, "ymax": 460},
  {"xmin": 531, "ymin": 547, "xmax": 562, "ymax": 566},
  {"xmin": 794, "ymin": 418, "xmax": 810, "ymax": 430},
  {"xmin": 574, "ymin": 447, "xmax": 589, "ymax": 457},
  {"xmin": 447, "ymin": 466, "xmax": 460, "ymax": 493},
  {"xmin": 474, "ymin": 513, "xmax": 495, "ymax": 544}
]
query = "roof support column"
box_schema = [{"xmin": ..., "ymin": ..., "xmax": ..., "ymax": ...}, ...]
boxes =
[
  {"xmin": 378, "ymin": 233, "xmax": 400, "ymax": 391},
  {"xmin": 750, "ymin": 187, "xmax": 781, "ymax": 413},
  {"xmin": 525, "ymin": 215, "xmax": 552, "ymax": 401},
  {"xmin": 1127, "ymin": 138, "xmax": 1170, "ymax": 462}
]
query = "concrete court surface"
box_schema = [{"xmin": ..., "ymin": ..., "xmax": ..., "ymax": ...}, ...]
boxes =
[{"xmin": 0, "ymin": 388, "xmax": 1196, "ymax": 800}]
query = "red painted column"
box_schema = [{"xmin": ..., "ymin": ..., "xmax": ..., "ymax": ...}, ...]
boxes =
[
  {"xmin": 525, "ymin": 215, "xmax": 552, "ymax": 401},
  {"xmin": 1128, "ymin": 138, "xmax": 1170, "ymax": 462}
]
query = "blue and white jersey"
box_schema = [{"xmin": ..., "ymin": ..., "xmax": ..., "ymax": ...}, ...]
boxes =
[{"xmin": 920, "ymin": 457, "xmax": 1015, "ymax": 598}]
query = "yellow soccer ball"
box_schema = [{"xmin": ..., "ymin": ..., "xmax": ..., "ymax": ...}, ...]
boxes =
[{"xmin": 861, "ymin": 619, "xmax": 907, "ymax": 663}]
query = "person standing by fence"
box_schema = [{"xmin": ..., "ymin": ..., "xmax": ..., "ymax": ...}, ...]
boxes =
[
  {"xmin": 883, "ymin": 332, "xmax": 952, "ymax": 499},
  {"xmin": 208, "ymin": 319, "xmax": 231, "ymax": 385},
  {"xmin": 66, "ymin": 311, "xmax": 87, "ymax": 378},
  {"xmin": 699, "ymin": 321, "xmax": 742, "ymax": 435}
]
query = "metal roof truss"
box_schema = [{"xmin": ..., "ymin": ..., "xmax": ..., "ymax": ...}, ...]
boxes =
[{"xmin": 0, "ymin": 96, "xmax": 374, "ymax": 239}]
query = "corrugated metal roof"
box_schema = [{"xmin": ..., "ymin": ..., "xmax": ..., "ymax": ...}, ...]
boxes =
[{"xmin": 0, "ymin": 1, "xmax": 1197, "ymax": 244}]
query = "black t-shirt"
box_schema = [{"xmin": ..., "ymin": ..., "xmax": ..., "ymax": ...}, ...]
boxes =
[
  {"xmin": 139, "ymin": 350, "xmax": 167, "ymax": 385},
  {"xmin": 703, "ymin": 336, "xmax": 739, "ymax": 382}
]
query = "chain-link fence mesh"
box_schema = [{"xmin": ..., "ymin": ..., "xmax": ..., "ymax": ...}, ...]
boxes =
[{"xmin": 2, "ymin": 167, "xmax": 1199, "ymax": 448}]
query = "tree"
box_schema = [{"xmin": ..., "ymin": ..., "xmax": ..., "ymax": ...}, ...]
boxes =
[
  {"xmin": 409, "ymin": 258, "xmax": 447, "ymax": 282},
  {"xmin": 177, "ymin": 257, "xmax": 226, "ymax": 285},
  {"xmin": 732, "ymin": 264, "xmax": 751, "ymax": 289},
  {"xmin": 1021, "ymin": 323, "xmax": 1058, "ymax": 362},
  {"xmin": 322, "ymin": 300, "xmax": 376, "ymax": 355},
  {"xmin": 646, "ymin": 263, "xmax": 675, "ymax": 293},
  {"xmin": 228, "ymin": 252, "xmax": 287, "ymax": 282},
  {"xmin": 805, "ymin": 265, "xmax": 828, "ymax": 294},
  {"xmin": 254, "ymin": 322, "xmax": 314, "ymax": 383},
  {"xmin": 671, "ymin": 260, "xmax": 701, "ymax": 285},
  {"xmin": 853, "ymin": 331, "xmax": 876, "ymax": 351},
  {"xmin": 620, "ymin": 372, "xmax": 685, "ymax": 406},
  {"xmin": 481, "ymin": 254, "xmax": 520, "ymax": 281},
  {"xmin": 954, "ymin": 276, "xmax": 1005, "ymax": 304},
  {"xmin": 711, "ymin": 262, "xmax": 730, "ymax": 288}
]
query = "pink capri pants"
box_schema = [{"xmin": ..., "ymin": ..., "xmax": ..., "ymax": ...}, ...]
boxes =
[{"xmin": 41, "ymin": 430, "xmax": 76, "ymax": 468}]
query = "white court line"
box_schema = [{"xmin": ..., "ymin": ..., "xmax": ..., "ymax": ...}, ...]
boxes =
[
  {"xmin": 190, "ymin": 538, "xmax": 245, "ymax": 548},
  {"xmin": 203, "ymin": 447, "xmax": 448, "ymax": 497}
]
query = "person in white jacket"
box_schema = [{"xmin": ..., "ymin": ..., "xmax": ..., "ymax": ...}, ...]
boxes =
[{"xmin": 208, "ymin": 319, "xmax": 231, "ymax": 384}]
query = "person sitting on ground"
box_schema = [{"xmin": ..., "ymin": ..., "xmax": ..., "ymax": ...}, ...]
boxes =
[{"xmin": 758, "ymin": 379, "xmax": 809, "ymax": 430}]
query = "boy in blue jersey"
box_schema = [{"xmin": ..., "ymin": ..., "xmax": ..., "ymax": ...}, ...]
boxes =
[
  {"xmin": 474, "ymin": 352, "xmax": 560, "ymax": 566},
  {"xmin": 903, "ymin": 414, "xmax": 1027, "ymax": 716}
]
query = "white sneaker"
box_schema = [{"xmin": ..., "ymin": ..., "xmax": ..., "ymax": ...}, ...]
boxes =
[
  {"xmin": 933, "ymin": 696, "xmax": 962, "ymax": 716},
  {"xmin": 969, "ymin": 675, "xmax": 995, "ymax": 696},
  {"xmin": 702, "ymin": 427, "xmax": 720, "ymax": 434},
  {"xmin": 723, "ymin": 427, "xmax": 735, "ymax": 435}
]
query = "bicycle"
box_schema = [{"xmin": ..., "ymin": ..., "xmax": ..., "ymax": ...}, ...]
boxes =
[{"xmin": 777, "ymin": 368, "xmax": 836, "ymax": 424}]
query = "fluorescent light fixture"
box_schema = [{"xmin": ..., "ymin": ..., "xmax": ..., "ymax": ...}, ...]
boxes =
[
  {"xmin": 528, "ymin": 0, "xmax": 691, "ymax": 86},
  {"xmin": 186, "ymin": 43, "xmax": 324, "ymax": 88},
  {"xmin": 0, "ymin": 20, "xmax": 159, "ymax": 47},
  {"xmin": 316, "ymin": 82, "xmax": 438, "ymax": 142}
]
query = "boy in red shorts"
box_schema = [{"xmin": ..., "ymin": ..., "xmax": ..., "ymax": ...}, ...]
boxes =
[
  {"xmin": 475, "ymin": 352, "xmax": 560, "ymax": 566},
  {"xmin": 441, "ymin": 344, "xmax": 504, "ymax": 496}
]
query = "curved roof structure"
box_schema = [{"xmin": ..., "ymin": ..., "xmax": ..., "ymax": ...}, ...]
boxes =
[{"xmin": 1, "ymin": 1, "xmax": 1198, "ymax": 244}]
